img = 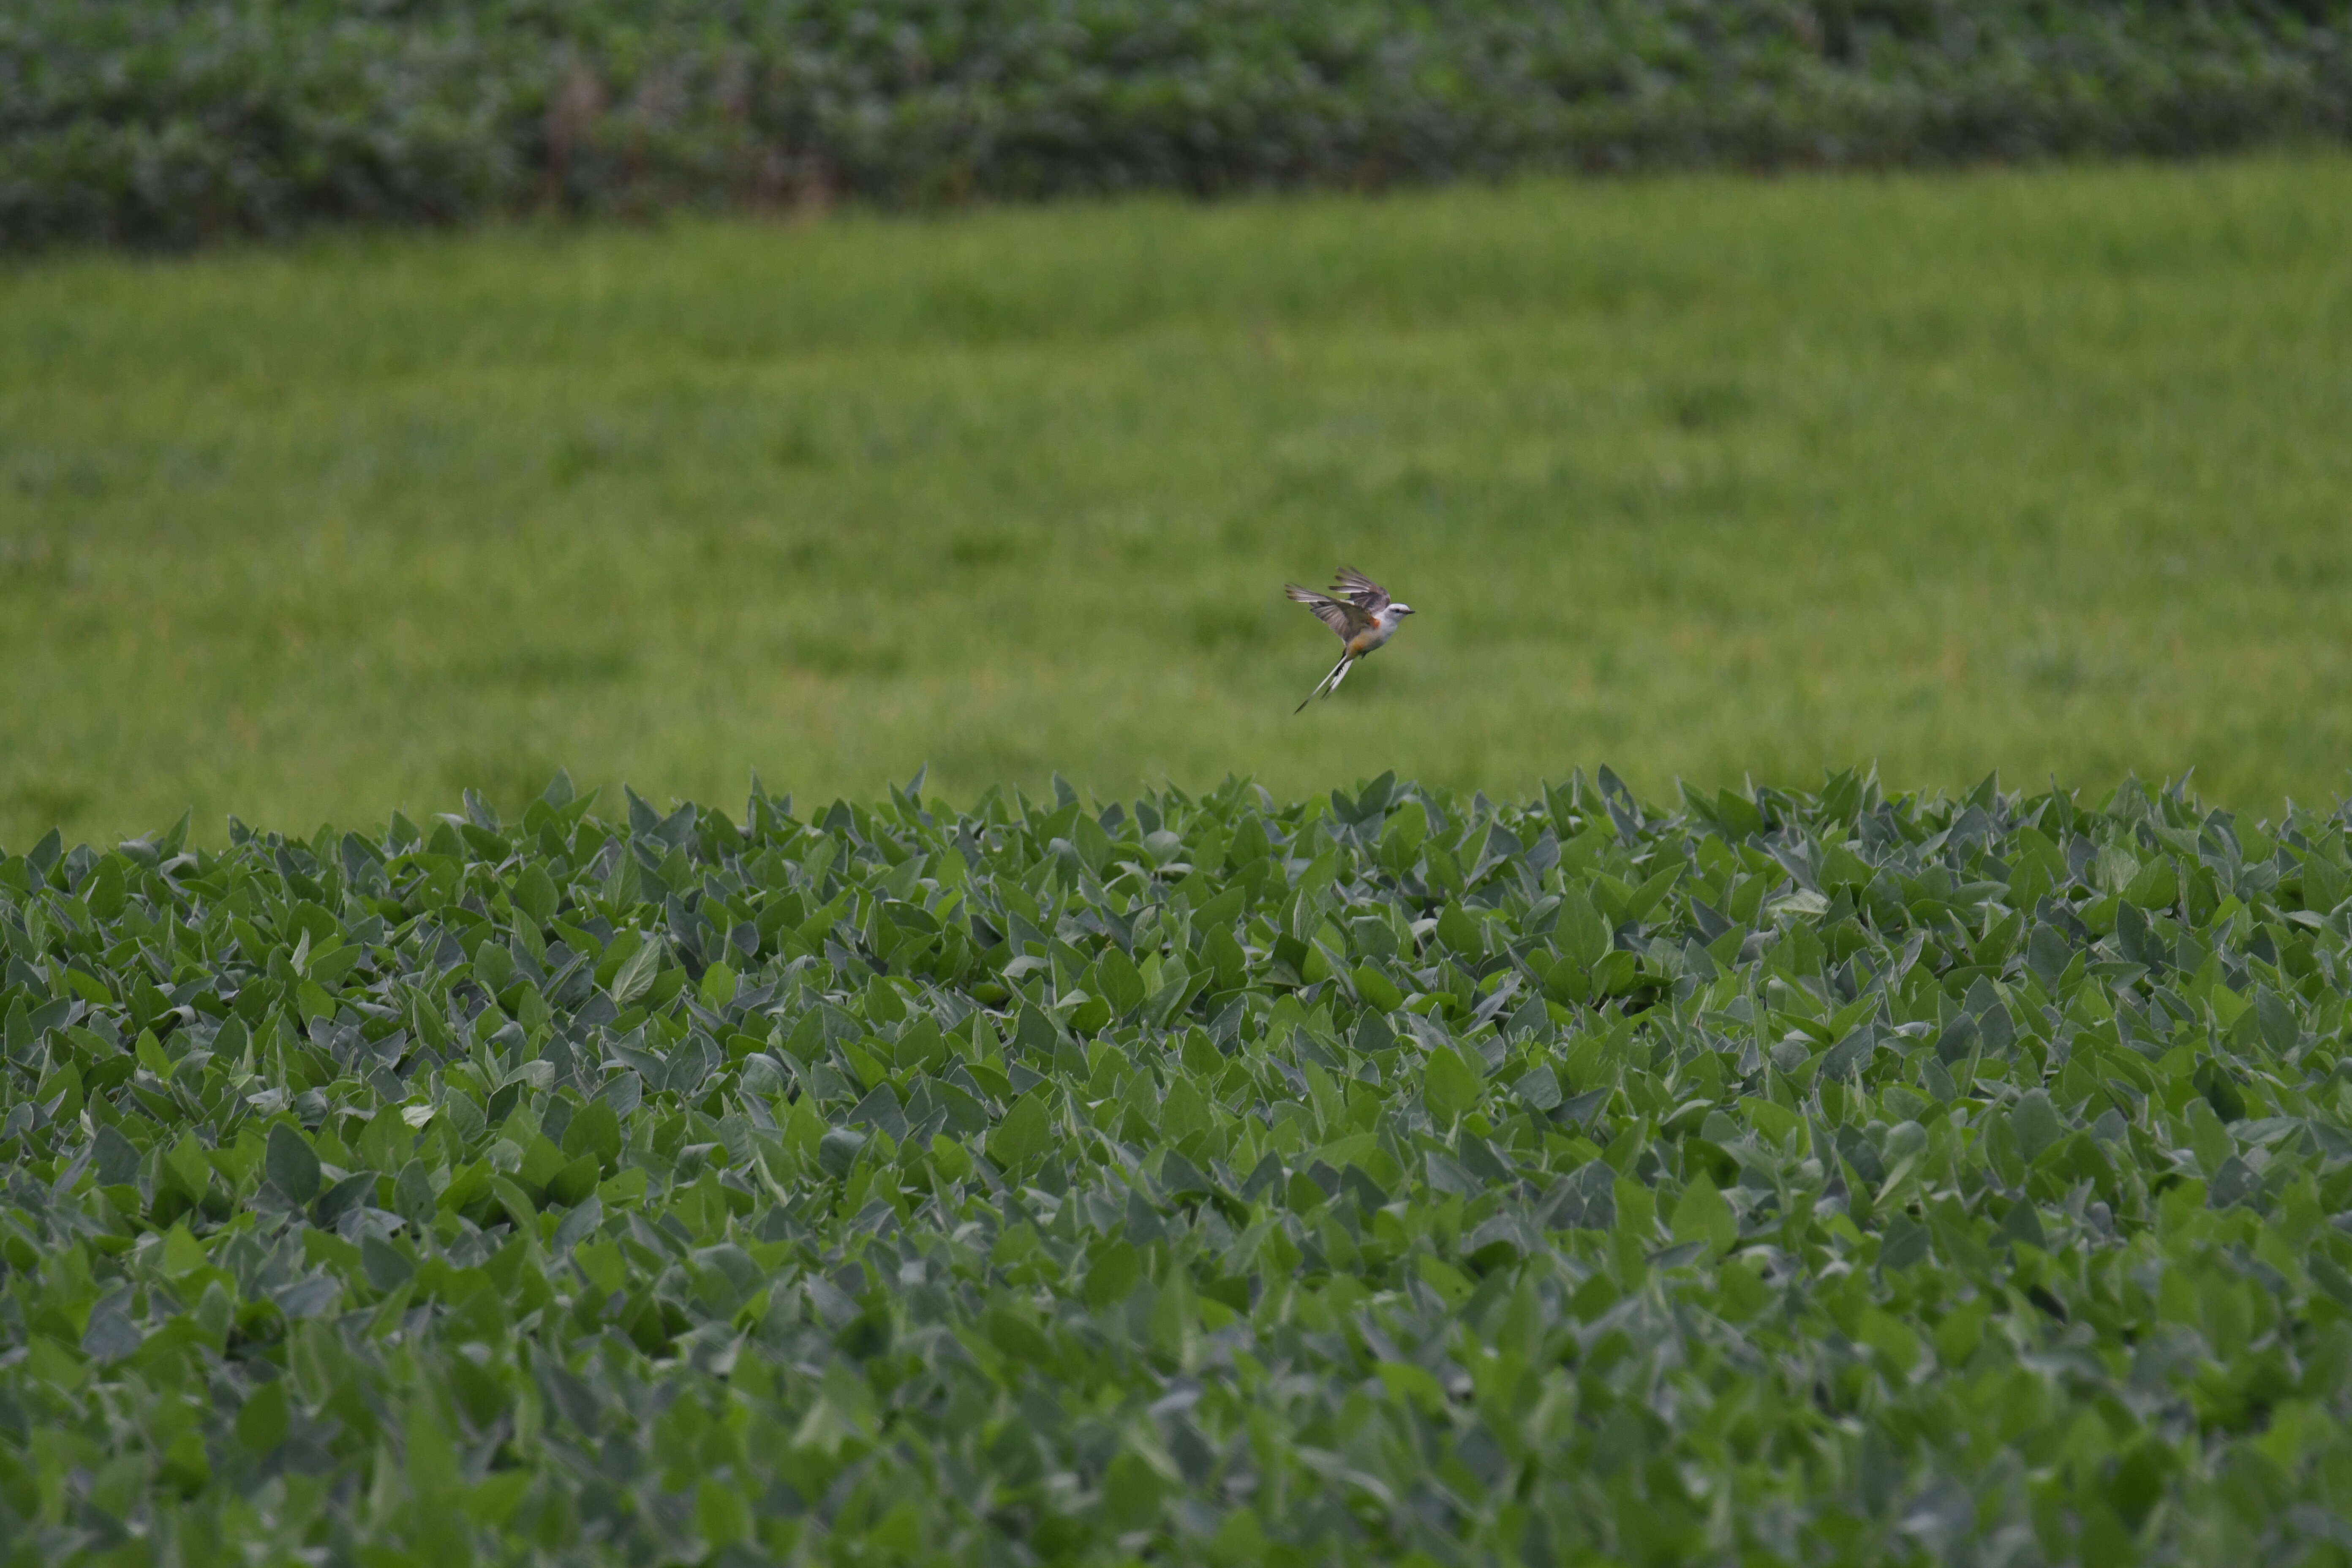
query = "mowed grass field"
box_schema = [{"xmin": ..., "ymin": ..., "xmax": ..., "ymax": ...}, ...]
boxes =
[{"xmin": 3, "ymin": 154, "xmax": 2349, "ymax": 847}]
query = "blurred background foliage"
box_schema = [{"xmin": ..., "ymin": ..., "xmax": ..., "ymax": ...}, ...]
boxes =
[{"xmin": 3, "ymin": 0, "xmax": 2349, "ymax": 250}]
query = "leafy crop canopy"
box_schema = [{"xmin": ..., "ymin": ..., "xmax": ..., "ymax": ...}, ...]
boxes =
[
  {"xmin": 3, "ymin": 766, "xmax": 2352, "ymax": 1561},
  {"xmin": 7, "ymin": 0, "xmax": 2351, "ymax": 249}
]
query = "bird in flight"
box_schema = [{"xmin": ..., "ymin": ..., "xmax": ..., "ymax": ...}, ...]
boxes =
[{"xmin": 1285, "ymin": 568, "xmax": 1415, "ymax": 713}]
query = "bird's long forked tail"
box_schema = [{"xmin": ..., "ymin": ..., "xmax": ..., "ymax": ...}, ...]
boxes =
[{"xmin": 1295, "ymin": 653, "xmax": 1353, "ymax": 714}]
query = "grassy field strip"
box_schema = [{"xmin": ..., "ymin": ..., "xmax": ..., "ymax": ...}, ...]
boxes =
[{"xmin": 3, "ymin": 159, "xmax": 2351, "ymax": 844}]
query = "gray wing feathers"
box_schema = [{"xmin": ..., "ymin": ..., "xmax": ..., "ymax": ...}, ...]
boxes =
[
  {"xmin": 1285, "ymin": 583, "xmax": 1372, "ymax": 640},
  {"xmin": 1331, "ymin": 568, "xmax": 1389, "ymax": 613}
]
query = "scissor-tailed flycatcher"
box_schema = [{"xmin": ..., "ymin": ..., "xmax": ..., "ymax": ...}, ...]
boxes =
[{"xmin": 1285, "ymin": 568, "xmax": 1416, "ymax": 713}]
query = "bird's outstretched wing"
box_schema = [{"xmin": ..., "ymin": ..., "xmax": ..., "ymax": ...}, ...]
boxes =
[
  {"xmin": 1286, "ymin": 583, "xmax": 1374, "ymax": 640},
  {"xmin": 1331, "ymin": 568, "xmax": 1389, "ymax": 613}
]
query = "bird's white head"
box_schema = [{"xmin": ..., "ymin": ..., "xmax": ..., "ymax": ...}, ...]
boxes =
[{"xmin": 1388, "ymin": 603, "xmax": 1415, "ymax": 620}]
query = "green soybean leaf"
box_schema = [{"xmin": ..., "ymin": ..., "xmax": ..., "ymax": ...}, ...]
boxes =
[
  {"xmin": 1423, "ymin": 1045, "xmax": 1481, "ymax": 1127},
  {"xmin": 610, "ymin": 936, "xmax": 664, "ymax": 1007},
  {"xmin": 561, "ymin": 1100, "xmax": 622, "ymax": 1174},
  {"xmin": 266, "ymin": 1123, "xmax": 321, "ymax": 1203},
  {"xmin": 2009, "ymin": 1089, "xmax": 2063, "ymax": 1166},
  {"xmin": 989, "ymin": 1092, "xmax": 1051, "ymax": 1171}
]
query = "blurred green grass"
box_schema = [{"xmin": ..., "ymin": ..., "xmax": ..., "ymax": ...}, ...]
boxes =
[{"xmin": 4, "ymin": 154, "xmax": 2350, "ymax": 846}]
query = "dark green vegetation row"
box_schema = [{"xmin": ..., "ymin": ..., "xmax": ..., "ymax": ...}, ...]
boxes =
[
  {"xmin": 8, "ymin": 0, "xmax": 2350, "ymax": 250},
  {"xmin": 7, "ymin": 770, "xmax": 2352, "ymax": 1564}
]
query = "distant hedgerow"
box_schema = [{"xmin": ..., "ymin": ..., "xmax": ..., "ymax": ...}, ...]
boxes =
[
  {"xmin": 7, "ymin": 767, "xmax": 2352, "ymax": 1560},
  {"xmin": 3, "ymin": 0, "xmax": 2349, "ymax": 250}
]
